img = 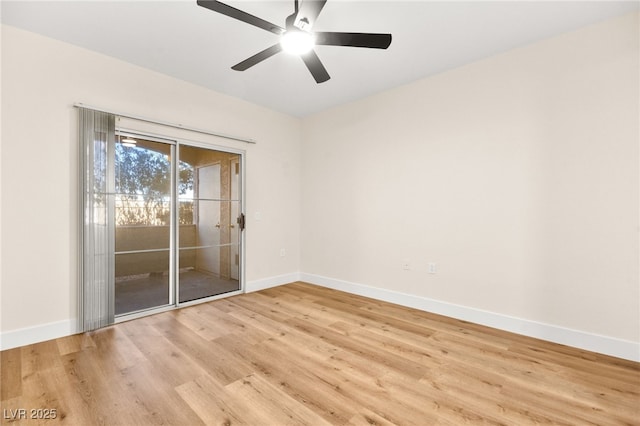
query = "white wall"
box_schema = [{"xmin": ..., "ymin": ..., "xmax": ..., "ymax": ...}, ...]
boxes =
[
  {"xmin": 301, "ymin": 13, "xmax": 639, "ymax": 357},
  {"xmin": 0, "ymin": 25, "xmax": 302, "ymax": 345}
]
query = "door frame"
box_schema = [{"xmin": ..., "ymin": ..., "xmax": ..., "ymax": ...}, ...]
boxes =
[{"xmin": 193, "ymin": 161, "xmax": 222, "ymax": 277}]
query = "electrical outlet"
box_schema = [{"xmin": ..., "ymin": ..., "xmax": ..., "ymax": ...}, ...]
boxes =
[
  {"xmin": 280, "ymin": 248, "xmax": 286, "ymax": 257},
  {"xmin": 402, "ymin": 259, "xmax": 411, "ymax": 270},
  {"xmin": 428, "ymin": 262, "xmax": 437, "ymax": 274}
]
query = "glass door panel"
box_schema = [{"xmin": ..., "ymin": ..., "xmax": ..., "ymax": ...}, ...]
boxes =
[
  {"xmin": 178, "ymin": 145, "xmax": 241, "ymax": 303},
  {"xmin": 114, "ymin": 137, "xmax": 173, "ymax": 315}
]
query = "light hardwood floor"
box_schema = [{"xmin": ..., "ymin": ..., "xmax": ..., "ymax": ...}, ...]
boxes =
[{"xmin": 1, "ymin": 282, "xmax": 638, "ymax": 425}]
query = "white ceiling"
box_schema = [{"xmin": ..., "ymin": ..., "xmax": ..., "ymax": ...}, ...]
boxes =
[{"xmin": 2, "ymin": 1, "xmax": 638, "ymax": 117}]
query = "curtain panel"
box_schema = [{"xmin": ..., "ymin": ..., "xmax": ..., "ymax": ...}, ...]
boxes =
[{"xmin": 79, "ymin": 107, "xmax": 116, "ymax": 331}]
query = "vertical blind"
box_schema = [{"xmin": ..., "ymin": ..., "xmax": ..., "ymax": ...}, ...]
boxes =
[{"xmin": 79, "ymin": 107, "xmax": 116, "ymax": 331}]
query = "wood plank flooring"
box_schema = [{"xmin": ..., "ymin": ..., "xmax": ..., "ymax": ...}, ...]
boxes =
[{"xmin": 1, "ymin": 282, "xmax": 638, "ymax": 425}]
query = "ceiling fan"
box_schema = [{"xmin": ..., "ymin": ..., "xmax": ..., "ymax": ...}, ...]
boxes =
[{"xmin": 196, "ymin": 0, "xmax": 392, "ymax": 83}]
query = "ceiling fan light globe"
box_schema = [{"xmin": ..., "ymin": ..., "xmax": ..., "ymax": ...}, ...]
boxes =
[{"xmin": 280, "ymin": 30, "xmax": 315, "ymax": 55}]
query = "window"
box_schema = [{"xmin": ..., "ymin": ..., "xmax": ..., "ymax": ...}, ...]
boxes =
[{"xmin": 80, "ymin": 108, "xmax": 244, "ymax": 330}]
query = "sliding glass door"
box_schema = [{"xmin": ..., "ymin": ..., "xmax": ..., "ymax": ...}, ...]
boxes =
[
  {"xmin": 110, "ymin": 133, "xmax": 243, "ymax": 317},
  {"xmin": 81, "ymin": 107, "xmax": 245, "ymax": 331}
]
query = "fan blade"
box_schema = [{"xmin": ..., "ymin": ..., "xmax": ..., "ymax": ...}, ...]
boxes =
[
  {"xmin": 231, "ymin": 44, "xmax": 282, "ymax": 71},
  {"xmin": 197, "ymin": 0, "xmax": 284, "ymax": 35},
  {"xmin": 294, "ymin": 0, "xmax": 327, "ymax": 31},
  {"xmin": 301, "ymin": 50, "xmax": 330, "ymax": 83},
  {"xmin": 315, "ymin": 32, "xmax": 392, "ymax": 49}
]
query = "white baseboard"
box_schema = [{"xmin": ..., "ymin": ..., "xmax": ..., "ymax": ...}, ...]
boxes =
[
  {"xmin": 300, "ymin": 273, "xmax": 640, "ymax": 362},
  {"xmin": 0, "ymin": 319, "xmax": 78, "ymax": 351},
  {"xmin": 245, "ymin": 272, "xmax": 301, "ymax": 293},
  {"xmin": 3, "ymin": 273, "xmax": 637, "ymax": 363}
]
